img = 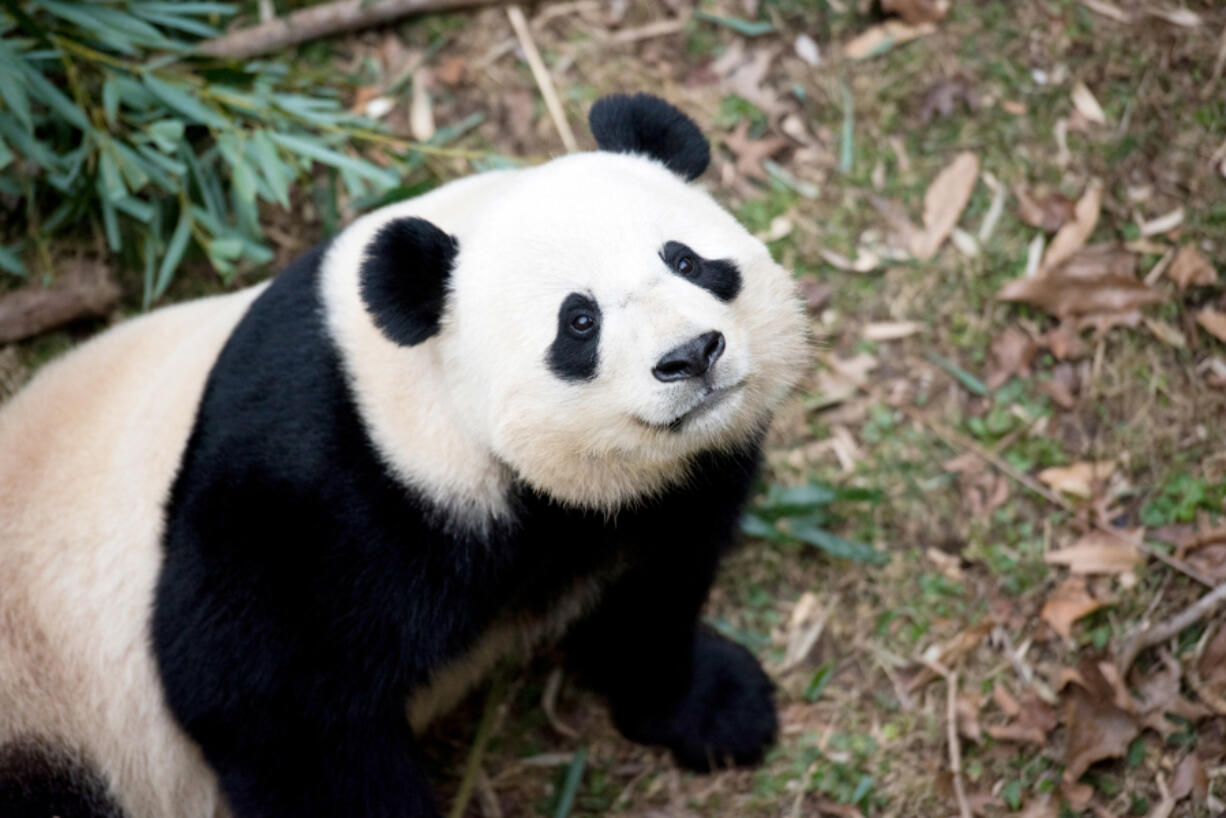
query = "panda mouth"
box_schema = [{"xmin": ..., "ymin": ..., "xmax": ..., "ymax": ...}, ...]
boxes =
[{"xmin": 638, "ymin": 381, "xmax": 746, "ymax": 433}]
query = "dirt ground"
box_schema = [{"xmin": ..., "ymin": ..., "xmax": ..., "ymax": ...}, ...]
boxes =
[{"xmin": 6, "ymin": 1, "xmax": 1226, "ymax": 816}]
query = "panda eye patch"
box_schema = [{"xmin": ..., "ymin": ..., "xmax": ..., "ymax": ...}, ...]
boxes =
[
  {"xmin": 660, "ymin": 241, "xmax": 742, "ymax": 303},
  {"xmin": 569, "ymin": 313, "xmax": 597, "ymax": 335},
  {"xmin": 548, "ymin": 292, "xmax": 601, "ymax": 382}
]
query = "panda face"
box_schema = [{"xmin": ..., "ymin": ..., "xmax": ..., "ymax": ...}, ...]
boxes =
[{"xmin": 437, "ymin": 152, "xmax": 807, "ymax": 510}]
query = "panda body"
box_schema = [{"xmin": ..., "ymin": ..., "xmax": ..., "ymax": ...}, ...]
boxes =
[{"xmin": 0, "ymin": 95, "xmax": 807, "ymax": 818}]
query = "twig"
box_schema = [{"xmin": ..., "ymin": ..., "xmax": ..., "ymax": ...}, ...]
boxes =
[
  {"xmin": 862, "ymin": 383, "xmax": 1216, "ymax": 588},
  {"xmin": 506, "ymin": 5, "xmax": 578, "ymax": 153},
  {"xmin": 541, "ymin": 668, "xmax": 579, "ymax": 738},
  {"xmin": 199, "ymin": 0, "xmax": 504, "ymax": 60},
  {"xmin": 1116, "ymin": 582, "xmax": 1226, "ymax": 672},
  {"xmin": 921, "ymin": 657, "xmax": 971, "ymax": 818},
  {"xmin": 0, "ymin": 259, "xmax": 119, "ymax": 343},
  {"xmin": 447, "ymin": 676, "xmax": 507, "ymax": 818}
]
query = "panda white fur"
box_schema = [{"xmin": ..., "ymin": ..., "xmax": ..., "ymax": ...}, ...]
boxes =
[{"xmin": 0, "ymin": 94, "xmax": 807, "ymax": 818}]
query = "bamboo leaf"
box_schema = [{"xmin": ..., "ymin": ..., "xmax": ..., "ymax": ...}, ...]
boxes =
[
  {"xmin": 0, "ymin": 135, "xmax": 12, "ymax": 170},
  {"xmin": 153, "ymin": 206, "xmax": 192, "ymax": 301},
  {"xmin": 270, "ymin": 132, "xmax": 396, "ymax": 188},
  {"xmin": 142, "ymin": 74, "xmax": 229, "ymax": 129},
  {"xmin": 146, "ymin": 119, "xmax": 185, "ymax": 153},
  {"xmin": 0, "ymin": 243, "xmax": 27, "ymax": 276},
  {"xmin": 250, "ymin": 129, "xmax": 290, "ymax": 208},
  {"xmin": 18, "ymin": 58, "xmax": 91, "ymax": 130},
  {"xmin": 98, "ymin": 146, "xmax": 127, "ymax": 201},
  {"xmin": 102, "ymin": 74, "xmax": 120, "ymax": 125}
]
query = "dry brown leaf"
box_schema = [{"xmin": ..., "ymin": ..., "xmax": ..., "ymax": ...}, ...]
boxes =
[
  {"xmin": 985, "ymin": 689, "xmax": 1059, "ymax": 745},
  {"xmin": 881, "ymin": 0, "xmax": 949, "ymax": 24},
  {"xmin": 1063, "ymin": 662, "xmax": 1139, "ymax": 783},
  {"xmin": 1042, "ymin": 576, "xmax": 1107, "ymax": 642},
  {"xmin": 815, "ymin": 353, "xmax": 878, "ymax": 406},
  {"xmin": 1038, "ymin": 460, "xmax": 1116, "ymax": 498},
  {"xmin": 918, "ymin": 76, "xmax": 977, "ymax": 123},
  {"xmin": 1071, "ymin": 81, "xmax": 1107, "ymax": 125},
  {"xmin": 1197, "ymin": 624, "xmax": 1226, "ymax": 695},
  {"xmin": 999, "ymin": 245, "xmax": 1162, "ymax": 318},
  {"xmin": 1015, "ymin": 187, "xmax": 1076, "ymax": 232},
  {"xmin": 910, "ymin": 152, "xmax": 979, "ymax": 260},
  {"xmin": 1133, "ymin": 652, "xmax": 1211, "ymax": 737},
  {"xmin": 843, "ymin": 20, "xmax": 935, "ymax": 60},
  {"xmin": 992, "ymin": 683, "xmax": 1021, "ymax": 718},
  {"xmin": 434, "ymin": 55, "xmax": 466, "ymax": 86},
  {"xmin": 956, "ymin": 692, "xmax": 983, "ymax": 741},
  {"xmin": 1196, "ymin": 308, "xmax": 1226, "ymax": 344},
  {"xmin": 1017, "ymin": 795, "xmax": 1058, "ymax": 818},
  {"xmin": 1167, "ymin": 245, "xmax": 1218, "ymax": 289},
  {"xmin": 1148, "ymin": 6, "xmax": 1202, "ymax": 27},
  {"xmin": 1171, "ymin": 754, "xmax": 1208, "ymax": 804},
  {"xmin": 987, "ymin": 327, "xmax": 1037, "ymax": 389},
  {"xmin": 1080, "ymin": 0, "xmax": 1132, "ymax": 23},
  {"xmin": 1187, "ymin": 544, "xmax": 1226, "ymax": 582},
  {"xmin": 1044, "ymin": 529, "xmax": 1144, "ymax": 574},
  {"xmin": 724, "ymin": 121, "xmax": 788, "ymax": 182},
  {"xmin": 1042, "ymin": 180, "xmax": 1103, "ymax": 271},
  {"xmin": 1040, "ymin": 362, "xmax": 1081, "ymax": 409},
  {"xmin": 863, "ymin": 321, "xmax": 921, "ymax": 341},
  {"xmin": 798, "ymin": 278, "xmax": 832, "ymax": 314},
  {"xmin": 1062, "ymin": 781, "xmax": 1094, "ymax": 811},
  {"xmin": 1144, "ymin": 317, "xmax": 1187, "ymax": 348}
]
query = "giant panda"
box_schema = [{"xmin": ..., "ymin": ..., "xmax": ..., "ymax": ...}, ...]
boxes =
[{"xmin": 0, "ymin": 93, "xmax": 807, "ymax": 818}]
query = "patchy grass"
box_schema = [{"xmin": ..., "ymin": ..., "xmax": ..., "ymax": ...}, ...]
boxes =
[{"xmin": 5, "ymin": 0, "xmax": 1226, "ymax": 815}]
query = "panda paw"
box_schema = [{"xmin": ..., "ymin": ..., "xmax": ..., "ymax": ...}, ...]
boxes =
[{"xmin": 613, "ymin": 628, "xmax": 777, "ymax": 771}]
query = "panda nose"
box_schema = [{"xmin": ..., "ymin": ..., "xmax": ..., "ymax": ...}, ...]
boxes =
[{"xmin": 652, "ymin": 331, "xmax": 725, "ymax": 382}]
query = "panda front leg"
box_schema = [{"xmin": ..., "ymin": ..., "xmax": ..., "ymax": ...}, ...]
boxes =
[
  {"xmin": 562, "ymin": 541, "xmax": 777, "ymax": 771},
  {"xmin": 203, "ymin": 702, "xmax": 441, "ymax": 818}
]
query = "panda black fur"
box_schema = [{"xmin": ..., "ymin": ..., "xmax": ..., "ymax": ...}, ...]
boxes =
[{"xmin": 0, "ymin": 94, "xmax": 807, "ymax": 818}]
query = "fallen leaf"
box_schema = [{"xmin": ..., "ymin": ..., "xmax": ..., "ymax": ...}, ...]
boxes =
[
  {"xmin": 1039, "ymin": 362, "xmax": 1081, "ymax": 409},
  {"xmin": 1080, "ymin": 0, "xmax": 1132, "ymax": 23},
  {"xmin": 1062, "ymin": 781, "xmax": 1094, "ymax": 811},
  {"xmin": 1071, "ymin": 81, "xmax": 1107, "ymax": 125},
  {"xmin": 881, "ymin": 0, "xmax": 949, "ymax": 23},
  {"xmin": 1187, "ymin": 544, "xmax": 1226, "ymax": 582},
  {"xmin": 1063, "ymin": 662, "xmax": 1139, "ymax": 783},
  {"xmin": 863, "ymin": 320, "xmax": 922, "ymax": 341},
  {"xmin": 1132, "ymin": 652, "xmax": 1211, "ymax": 737},
  {"xmin": 987, "ymin": 327, "xmax": 1037, "ymax": 389},
  {"xmin": 1042, "ymin": 576, "xmax": 1107, "ymax": 642},
  {"xmin": 910, "ymin": 152, "xmax": 980, "ymax": 260},
  {"xmin": 1044, "ymin": 529, "xmax": 1145, "ymax": 574},
  {"xmin": 1197, "ymin": 624, "xmax": 1226, "ymax": 694},
  {"xmin": 782, "ymin": 591, "xmax": 830, "ymax": 671},
  {"xmin": 1144, "ymin": 317, "xmax": 1187, "ymax": 348},
  {"xmin": 794, "ymin": 33, "xmax": 821, "ymax": 67},
  {"xmin": 992, "ymin": 683, "xmax": 1021, "ymax": 718},
  {"xmin": 1038, "ymin": 460, "xmax": 1116, "ymax": 498},
  {"xmin": 1171, "ymin": 754, "xmax": 1208, "ymax": 804},
  {"xmin": 798, "ymin": 278, "xmax": 832, "ymax": 314},
  {"xmin": 1197, "ymin": 308, "xmax": 1226, "ymax": 344},
  {"xmin": 1138, "ymin": 207, "xmax": 1184, "ymax": 237},
  {"xmin": 918, "ymin": 76, "xmax": 978, "ymax": 123},
  {"xmin": 1043, "ymin": 180, "xmax": 1103, "ymax": 271},
  {"xmin": 434, "ymin": 55, "xmax": 466, "ymax": 86},
  {"xmin": 999, "ymin": 245, "xmax": 1162, "ymax": 318},
  {"xmin": 1015, "ymin": 186, "xmax": 1076, "ymax": 232},
  {"xmin": 1017, "ymin": 795, "xmax": 1059, "ymax": 818},
  {"xmin": 1148, "ymin": 6, "xmax": 1202, "ymax": 27},
  {"xmin": 724, "ymin": 121, "xmax": 788, "ymax": 181},
  {"xmin": 843, "ymin": 20, "xmax": 936, "ymax": 60},
  {"xmin": 1041, "ymin": 323, "xmax": 1086, "ymax": 360},
  {"xmin": 956, "ymin": 692, "xmax": 983, "ymax": 741},
  {"xmin": 985, "ymin": 689, "xmax": 1059, "ymax": 745},
  {"xmin": 1167, "ymin": 245, "xmax": 1217, "ymax": 289},
  {"xmin": 814, "ymin": 353, "xmax": 878, "ymax": 406}
]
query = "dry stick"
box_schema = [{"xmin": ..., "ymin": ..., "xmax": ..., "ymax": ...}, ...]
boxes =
[
  {"xmin": 921, "ymin": 658, "xmax": 971, "ymax": 818},
  {"xmin": 505, "ymin": 5, "xmax": 579, "ymax": 153},
  {"xmin": 199, "ymin": 0, "xmax": 504, "ymax": 60},
  {"xmin": 1116, "ymin": 582, "xmax": 1226, "ymax": 673},
  {"xmin": 861, "ymin": 383, "xmax": 1216, "ymax": 588},
  {"xmin": 447, "ymin": 676, "xmax": 507, "ymax": 818}
]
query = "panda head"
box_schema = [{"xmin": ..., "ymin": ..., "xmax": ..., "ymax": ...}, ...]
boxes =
[{"xmin": 353, "ymin": 94, "xmax": 808, "ymax": 512}]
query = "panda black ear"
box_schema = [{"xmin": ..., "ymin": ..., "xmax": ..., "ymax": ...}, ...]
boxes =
[
  {"xmin": 359, "ymin": 216, "xmax": 458, "ymax": 347},
  {"xmin": 588, "ymin": 93, "xmax": 710, "ymax": 181}
]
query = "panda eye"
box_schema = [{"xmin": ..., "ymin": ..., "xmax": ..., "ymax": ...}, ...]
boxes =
[
  {"xmin": 676, "ymin": 255, "xmax": 697, "ymax": 276},
  {"xmin": 569, "ymin": 313, "xmax": 597, "ymax": 335}
]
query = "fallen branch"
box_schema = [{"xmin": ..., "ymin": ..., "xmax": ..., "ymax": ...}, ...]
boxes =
[
  {"xmin": 506, "ymin": 5, "xmax": 578, "ymax": 153},
  {"xmin": 0, "ymin": 260, "xmax": 119, "ymax": 343},
  {"xmin": 199, "ymin": 0, "xmax": 504, "ymax": 60},
  {"xmin": 1116, "ymin": 582, "xmax": 1226, "ymax": 673}
]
